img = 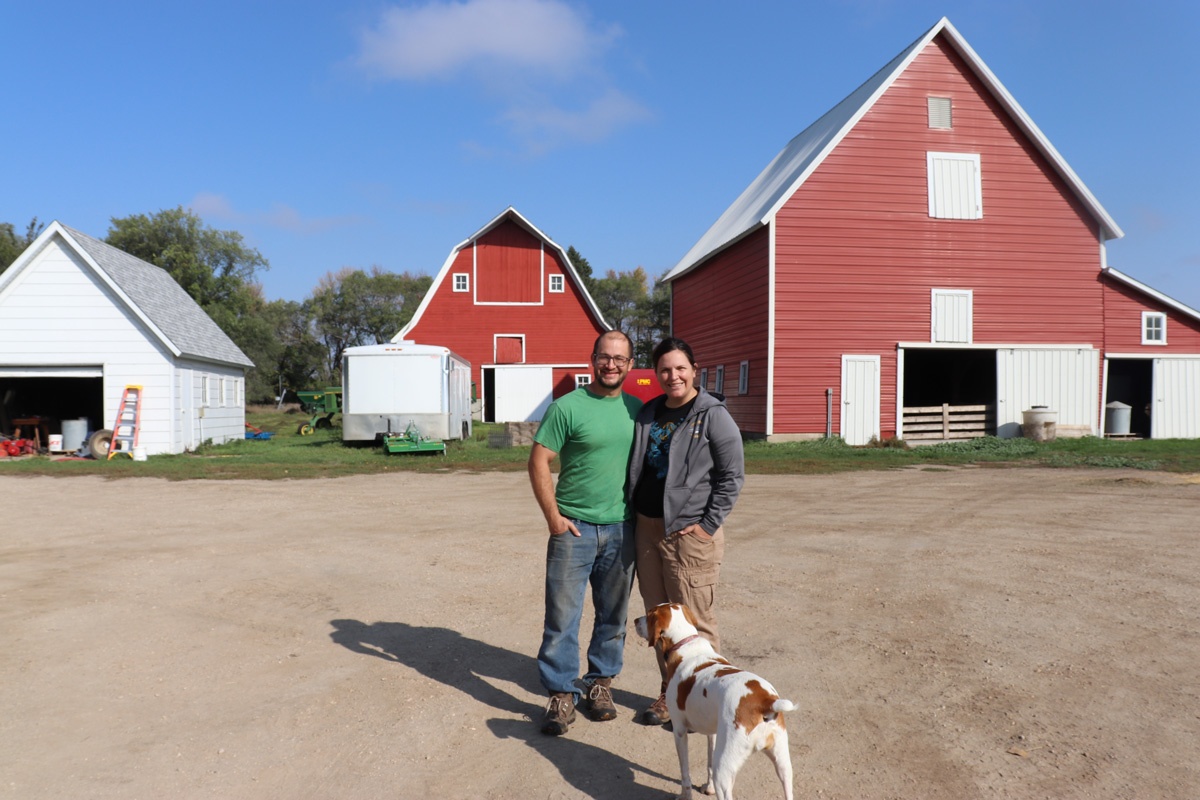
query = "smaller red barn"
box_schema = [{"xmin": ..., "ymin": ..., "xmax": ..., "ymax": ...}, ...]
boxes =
[{"xmin": 395, "ymin": 208, "xmax": 609, "ymax": 422}]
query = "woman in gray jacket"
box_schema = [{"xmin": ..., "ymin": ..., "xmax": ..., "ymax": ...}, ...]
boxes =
[{"xmin": 627, "ymin": 337, "xmax": 745, "ymax": 725}]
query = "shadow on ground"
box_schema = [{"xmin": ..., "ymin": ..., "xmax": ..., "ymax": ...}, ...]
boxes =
[{"xmin": 329, "ymin": 619, "xmax": 675, "ymax": 799}]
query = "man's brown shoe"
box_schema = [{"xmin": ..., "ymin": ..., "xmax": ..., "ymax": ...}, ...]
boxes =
[
  {"xmin": 585, "ymin": 678, "xmax": 617, "ymax": 721},
  {"xmin": 641, "ymin": 686, "xmax": 670, "ymax": 726},
  {"xmin": 541, "ymin": 692, "xmax": 576, "ymax": 735}
]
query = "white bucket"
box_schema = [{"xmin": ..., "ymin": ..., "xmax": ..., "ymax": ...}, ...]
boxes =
[
  {"xmin": 132, "ymin": 447, "xmax": 148, "ymax": 462},
  {"xmin": 48, "ymin": 434, "xmax": 64, "ymax": 452}
]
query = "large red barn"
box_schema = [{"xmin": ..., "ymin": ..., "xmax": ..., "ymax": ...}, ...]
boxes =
[
  {"xmin": 395, "ymin": 208, "xmax": 609, "ymax": 422},
  {"xmin": 664, "ymin": 17, "xmax": 1200, "ymax": 443}
]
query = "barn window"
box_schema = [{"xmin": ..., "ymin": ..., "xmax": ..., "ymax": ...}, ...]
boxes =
[
  {"xmin": 495, "ymin": 335, "xmax": 524, "ymax": 364},
  {"xmin": 219, "ymin": 377, "xmax": 227, "ymax": 407},
  {"xmin": 699, "ymin": 368, "xmax": 708, "ymax": 390},
  {"xmin": 549, "ymin": 274, "xmax": 564, "ymax": 293},
  {"xmin": 738, "ymin": 361, "xmax": 749, "ymax": 394},
  {"xmin": 453, "ymin": 273, "xmax": 469, "ymax": 292},
  {"xmin": 714, "ymin": 365, "xmax": 725, "ymax": 395},
  {"xmin": 202, "ymin": 375, "xmax": 211, "ymax": 407},
  {"xmin": 575, "ymin": 374, "xmax": 591, "ymax": 388},
  {"xmin": 927, "ymin": 152, "xmax": 982, "ymax": 220},
  {"xmin": 931, "ymin": 289, "xmax": 973, "ymax": 344},
  {"xmin": 1142, "ymin": 312, "xmax": 1167, "ymax": 345},
  {"xmin": 928, "ymin": 97, "xmax": 952, "ymax": 129}
]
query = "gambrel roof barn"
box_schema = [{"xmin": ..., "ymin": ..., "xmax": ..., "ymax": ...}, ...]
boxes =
[
  {"xmin": 0, "ymin": 222, "xmax": 253, "ymax": 454},
  {"xmin": 664, "ymin": 17, "xmax": 1200, "ymax": 443},
  {"xmin": 395, "ymin": 207, "xmax": 609, "ymax": 422}
]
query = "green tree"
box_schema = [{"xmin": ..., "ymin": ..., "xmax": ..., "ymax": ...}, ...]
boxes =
[
  {"xmin": 305, "ymin": 267, "xmax": 432, "ymax": 380},
  {"xmin": 592, "ymin": 266, "xmax": 648, "ymax": 333},
  {"xmin": 259, "ymin": 299, "xmax": 328, "ymax": 401},
  {"xmin": 566, "ymin": 245, "xmax": 594, "ymax": 293},
  {"xmin": 105, "ymin": 208, "xmax": 277, "ymax": 398},
  {"xmin": 0, "ymin": 218, "xmax": 45, "ymax": 273},
  {"xmin": 105, "ymin": 207, "xmax": 268, "ymax": 309},
  {"xmin": 630, "ymin": 274, "xmax": 672, "ymax": 367}
]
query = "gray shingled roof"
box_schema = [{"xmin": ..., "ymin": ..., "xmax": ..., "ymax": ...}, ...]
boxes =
[{"xmin": 61, "ymin": 225, "xmax": 254, "ymax": 368}]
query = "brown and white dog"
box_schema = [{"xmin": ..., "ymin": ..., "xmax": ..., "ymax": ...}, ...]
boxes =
[{"xmin": 634, "ymin": 602, "xmax": 795, "ymax": 800}]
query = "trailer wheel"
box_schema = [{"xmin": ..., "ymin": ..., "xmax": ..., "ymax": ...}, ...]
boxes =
[
  {"xmin": 88, "ymin": 429, "xmax": 113, "ymax": 459},
  {"xmin": 462, "ymin": 421, "xmax": 469, "ymax": 440},
  {"xmin": 298, "ymin": 423, "xmax": 314, "ymax": 436}
]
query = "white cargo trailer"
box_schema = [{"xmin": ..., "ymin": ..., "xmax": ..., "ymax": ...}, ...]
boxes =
[{"xmin": 341, "ymin": 343, "xmax": 472, "ymax": 444}]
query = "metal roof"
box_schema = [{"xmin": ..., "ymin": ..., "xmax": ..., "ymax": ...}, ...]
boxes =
[{"xmin": 663, "ymin": 17, "xmax": 1124, "ymax": 283}]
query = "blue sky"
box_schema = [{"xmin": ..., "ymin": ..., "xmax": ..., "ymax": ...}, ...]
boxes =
[{"xmin": 4, "ymin": 1, "xmax": 1198, "ymax": 309}]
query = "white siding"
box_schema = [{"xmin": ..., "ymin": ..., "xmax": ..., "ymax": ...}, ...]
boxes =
[
  {"xmin": 1153, "ymin": 358, "xmax": 1200, "ymax": 439},
  {"xmin": 996, "ymin": 348, "xmax": 1099, "ymax": 438},
  {"xmin": 176, "ymin": 359, "xmax": 245, "ymax": 450},
  {"xmin": 0, "ymin": 239, "xmax": 245, "ymax": 454}
]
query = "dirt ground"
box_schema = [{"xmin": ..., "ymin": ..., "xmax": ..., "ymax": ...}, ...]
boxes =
[{"xmin": 2, "ymin": 467, "xmax": 1198, "ymax": 799}]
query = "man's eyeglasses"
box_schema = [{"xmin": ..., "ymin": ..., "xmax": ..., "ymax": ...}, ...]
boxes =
[{"xmin": 592, "ymin": 354, "xmax": 631, "ymax": 367}]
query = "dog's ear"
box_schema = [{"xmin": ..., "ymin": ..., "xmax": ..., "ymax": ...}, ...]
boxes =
[
  {"xmin": 680, "ymin": 603, "xmax": 700, "ymax": 629},
  {"xmin": 644, "ymin": 606, "xmax": 665, "ymax": 648}
]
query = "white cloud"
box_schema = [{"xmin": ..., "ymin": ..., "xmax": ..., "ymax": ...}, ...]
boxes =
[
  {"xmin": 189, "ymin": 193, "xmax": 365, "ymax": 235},
  {"xmin": 352, "ymin": 0, "xmax": 648, "ymax": 151},
  {"xmin": 502, "ymin": 88, "xmax": 653, "ymax": 151},
  {"xmin": 355, "ymin": 0, "xmax": 614, "ymax": 80}
]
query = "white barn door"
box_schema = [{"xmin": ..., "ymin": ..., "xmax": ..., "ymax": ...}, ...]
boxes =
[
  {"xmin": 840, "ymin": 355, "xmax": 880, "ymax": 446},
  {"xmin": 493, "ymin": 365, "xmax": 553, "ymax": 422},
  {"xmin": 1152, "ymin": 358, "xmax": 1200, "ymax": 439},
  {"xmin": 996, "ymin": 348, "xmax": 1098, "ymax": 438}
]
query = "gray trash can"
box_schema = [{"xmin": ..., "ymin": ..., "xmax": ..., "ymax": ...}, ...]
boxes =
[{"xmin": 1105, "ymin": 401, "xmax": 1132, "ymax": 436}]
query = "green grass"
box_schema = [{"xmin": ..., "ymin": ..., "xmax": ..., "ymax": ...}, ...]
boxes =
[{"xmin": 2, "ymin": 405, "xmax": 1198, "ymax": 480}]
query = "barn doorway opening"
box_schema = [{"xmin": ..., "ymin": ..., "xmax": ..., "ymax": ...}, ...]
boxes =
[
  {"xmin": 481, "ymin": 367, "xmax": 496, "ymax": 423},
  {"xmin": 1105, "ymin": 358, "xmax": 1152, "ymax": 438},
  {"xmin": 902, "ymin": 348, "xmax": 996, "ymax": 442}
]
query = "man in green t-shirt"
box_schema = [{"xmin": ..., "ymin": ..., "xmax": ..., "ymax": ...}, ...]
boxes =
[{"xmin": 528, "ymin": 330, "xmax": 642, "ymax": 736}]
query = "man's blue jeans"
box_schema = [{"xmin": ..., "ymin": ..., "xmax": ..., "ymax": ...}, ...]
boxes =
[{"xmin": 538, "ymin": 518, "xmax": 635, "ymax": 698}]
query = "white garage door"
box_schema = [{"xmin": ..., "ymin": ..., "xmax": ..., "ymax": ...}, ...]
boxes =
[{"xmin": 493, "ymin": 365, "xmax": 553, "ymax": 422}]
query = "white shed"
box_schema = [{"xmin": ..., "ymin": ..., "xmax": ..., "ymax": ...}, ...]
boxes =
[{"xmin": 0, "ymin": 221, "xmax": 254, "ymax": 455}]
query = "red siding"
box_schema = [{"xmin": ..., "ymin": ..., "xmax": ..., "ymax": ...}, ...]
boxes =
[
  {"xmin": 475, "ymin": 223, "xmax": 542, "ymax": 303},
  {"xmin": 1102, "ymin": 276, "xmax": 1200, "ymax": 352},
  {"xmin": 406, "ymin": 217, "xmax": 606, "ymax": 395},
  {"xmin": 770, "ymin": 37, "xmax": 1105, "ymax": 435},
  {"xmin": 673, "ymin": 226, "xmax": 771, "ymax": 434}
]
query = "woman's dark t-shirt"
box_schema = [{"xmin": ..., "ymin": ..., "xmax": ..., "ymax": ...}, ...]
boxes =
[{"xmin": 633, "ymin": 397, "xmax": 696, "ymax": 518}]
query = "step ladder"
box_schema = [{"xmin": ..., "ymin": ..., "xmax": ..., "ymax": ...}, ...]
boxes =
[{"xmin": 107, "ymin": 386, "xmax": 143, "ymax": 460}]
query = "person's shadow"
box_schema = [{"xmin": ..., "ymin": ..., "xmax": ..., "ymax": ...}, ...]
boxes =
[{"xmin": 329, "ymin": 619, "xmax": 675, "ymax": 799}]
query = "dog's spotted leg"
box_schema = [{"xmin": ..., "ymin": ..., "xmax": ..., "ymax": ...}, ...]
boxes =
[
  {"xmin": 700, "ymin": 733, "xmax": 716, "ymax": 796},
  {"xmin": 673, "ymin": 727, "xmax": 694, "ymax": 800}
]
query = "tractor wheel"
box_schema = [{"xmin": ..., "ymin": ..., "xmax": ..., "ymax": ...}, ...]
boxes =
[
  {"xmin": 315, "ymin": 417, "xmax": 332, "ymax": 430},
  {"xmin": 88, "ymin": 429, "xmax": 113, "ymax": 459},
  {"xmin": 298, "ymin": 423, "xmax": 315, "ymax": 436}
]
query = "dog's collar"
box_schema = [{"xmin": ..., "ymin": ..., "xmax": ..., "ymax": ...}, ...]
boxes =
[{"xmin": 662, "ymin": 634, "xmax": 700, "ymax": 655}]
